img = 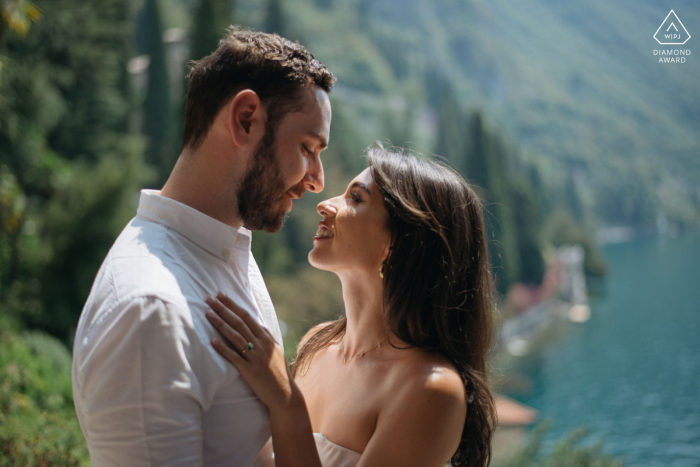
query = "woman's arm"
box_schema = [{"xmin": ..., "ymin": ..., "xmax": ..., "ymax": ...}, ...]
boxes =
[{"xmin": 205, "ymin": 292, "xmax": 323, "ymax": 467}]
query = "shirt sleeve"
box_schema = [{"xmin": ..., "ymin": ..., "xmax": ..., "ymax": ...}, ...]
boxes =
[{"xmin": 75, "ymin": 295, "xmax": 212, "ymax": 467}]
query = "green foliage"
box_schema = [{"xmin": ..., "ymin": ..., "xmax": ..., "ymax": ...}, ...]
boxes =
[
  {"xmin": 34, "ymin": 150, "xmax": 146, "ymax": 337},
  {"xmin": 189, "ymin": 0, "xmax": 230, "ymax": 61},
  {"xmin": 0, "ymin": 328, "xmax": 90, "ymax": 466},
  {"xmin": 0, "ymin": 0, "xmax": 41, "ymax": 44},
  {"xmin": 494, "ymin": 423, "xmax": 625, "ymax": 467},
  {"xmin": 264, "ymin": 0, "xmax": 284, "ymax": 37},
  {"xmin": 171, "ymin": 0, "xmax": 232, "ymax": 166},
  {"xmin": 137, "ymin": 0, "xmax": 173, "ymax": 184},
  {"xmin": 462, "ymin": 111, "xmax": 521, "ymax": 293},
  {"xmin": 0, "ymin": 0, "xmax": 149, "ymax": 341},
  {"xmin": 265, "ymin": 266, "xmax": 344, "ymax": 360},
  {"xmin": 272, "ymin": 0, "xmax": 700, "ymax": 228},
  {"xmin": 510, "ymin": 177, "xmax": 545, "ymax": 286},
  {"xmin": 435, "ymin": 83, "xmax": 465, "ymax": 167},
  {"xmin": 542, "ymin": 210, "xmax": 608, "ymax": 278}
]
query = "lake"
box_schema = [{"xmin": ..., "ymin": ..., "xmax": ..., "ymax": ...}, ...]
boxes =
[{"xmin": 503, "ymin": 233, "xmax": 700, "ymax": 466}]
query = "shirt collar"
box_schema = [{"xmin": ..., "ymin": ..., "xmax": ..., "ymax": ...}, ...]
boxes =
[{"xmin": 136, "ymin": 189, "xmax": 251, "ymax": 261}]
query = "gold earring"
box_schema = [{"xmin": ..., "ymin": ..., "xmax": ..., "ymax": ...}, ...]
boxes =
[{"xmin": 379, "ymin": 261, "xmax": 386, "ymax": 278}]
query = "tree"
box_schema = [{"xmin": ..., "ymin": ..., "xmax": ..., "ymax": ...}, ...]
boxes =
[
  {"xmin": 510, "ymin": 177, "xmax": 545, "ymax": 285},
  {"xmin": 434, "ymin": 82, "xmax": 465, "ymax": 169},
  {"xmin": 172, "ymin": 0, "xmax": 231, "ymax": 167},
  {"xmin": 264, "ymin": 0, "xmax": 285, "ymax": 37},
  {"xmin": 463, "ymin": 111, "xmax": 520, "ymax": 294},
  {"xmin": 0, "ymin": 0, "xmax": 41, "ymax": 48},
  {"xmin": 564, "ymin": 168, "xmax": 585, "ymax": 224},
  {"xmin": 190, "ymin": 0, "xmax": 231, "ymax": 62},
  {"xmin": 137, "ymin": 0, "xmax": 172, "ymax": 184},
  {"xmin": 0, "ymin": 0, "xmax": 147, "ymax": 340}
]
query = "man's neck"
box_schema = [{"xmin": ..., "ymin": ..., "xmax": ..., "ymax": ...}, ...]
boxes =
[{"xmin": 161, "ymin": 150, "xmax": 244, "ymax": 230}]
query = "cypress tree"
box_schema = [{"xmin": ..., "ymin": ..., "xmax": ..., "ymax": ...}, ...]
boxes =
[
  {"xmin": 190, "ymin": 0, "xmax": 231, "ymax": 63},
  {"xmin": 434, "ymin": 83, "xmax": 465, "ymax": 170},
  {"xmin": 511, "ymin": 177, "xmax": 545, "ymax": 285},
  {"xmin": 464, "ymin": 111, "xmax": 521, "ymax": 293},
  {"xmin": 172, "ymin": 0, "xmax": 231, "ymax": 160},
  {"xmin": 565, "ymin": 169, "xmax": 585, "ymax": 223},
  {"xmin": 265, "ymin": 0, "xmax": 285, "ymax": 37},
  {"xmin": 138, "ymin": 0, "xmax": 172, "ymax": 183}
]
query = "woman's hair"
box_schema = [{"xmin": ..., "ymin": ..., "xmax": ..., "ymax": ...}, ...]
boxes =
[{"xmin": 292, "ymin": 146, "xmax": 496, "ymax": 467}]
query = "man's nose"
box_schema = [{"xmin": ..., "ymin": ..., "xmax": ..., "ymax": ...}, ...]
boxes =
[{"xmin": 303, "ymin": 155, "xmax": 324, "ymax": 193}]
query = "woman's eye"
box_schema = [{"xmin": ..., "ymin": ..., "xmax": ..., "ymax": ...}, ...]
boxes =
[
  {"xmin": 347, "ymin": 191, "xmax": 362, "ymax": 203},
  {"xmin": 303, "ymin": 145, "xmax": 314, "ymax": 157}
]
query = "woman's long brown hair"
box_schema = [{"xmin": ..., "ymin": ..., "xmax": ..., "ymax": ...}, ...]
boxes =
[{"xmin": 292, "ymin": 146, "xmax": 497, "ymax": 467}]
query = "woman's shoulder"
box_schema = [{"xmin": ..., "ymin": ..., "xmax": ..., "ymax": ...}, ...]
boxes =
[
  {"xmin": 374, "ymin": 348, "xmax": 467, "ymax": 454},
  {"xmin": 387, "ymin": 348, "xmax": 466, "ymax": 408}
]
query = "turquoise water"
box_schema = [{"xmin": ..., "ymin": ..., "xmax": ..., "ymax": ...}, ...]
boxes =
[{"xmin": 505, "ymin": 234, "xmax": 700, "ymax": 466}]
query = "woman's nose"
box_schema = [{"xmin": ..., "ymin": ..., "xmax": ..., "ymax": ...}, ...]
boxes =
[{"xmin": 317, "ymin": 199, "xmax": 338, "ymax": 217}]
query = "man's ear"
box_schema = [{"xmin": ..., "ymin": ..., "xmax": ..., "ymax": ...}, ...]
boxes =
[{"xmin": 227, "ymin": 89, "xmax": 265, "ymax": 148}]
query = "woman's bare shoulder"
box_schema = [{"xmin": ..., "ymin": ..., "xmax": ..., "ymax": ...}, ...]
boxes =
[
  {"xmin": 368, "ymin": 349, "xmax": 467, "ymax": 463},
  {"xmin": 389, "ymin": 349, "xmax": 466, "ymax": 407}
]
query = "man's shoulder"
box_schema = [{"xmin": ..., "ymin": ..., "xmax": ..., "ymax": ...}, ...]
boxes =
[
  {"xmin": 111, "ymin": 215, "xmax": 169, "ymax": 261},
  {"xmin": 79, "ymin": 218, "xmax": 192, "ymax": 332},
  {"xmin": 107, "ymin": 216, "xmax": 188, "ymax": 294}
]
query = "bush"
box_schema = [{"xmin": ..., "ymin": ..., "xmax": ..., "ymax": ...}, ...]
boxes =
[
  {"xmin": 0, "ymin": 327, "xmax": 90, "ymax": 466},
  {"xmin": 494, "ymin": 422, "xmax": 625, "ymax": 467}
]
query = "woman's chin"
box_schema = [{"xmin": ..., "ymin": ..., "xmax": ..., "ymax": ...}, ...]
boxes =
[{"xmin": 307, "ymin": 250, "xmax": 335, "ymax": 272}]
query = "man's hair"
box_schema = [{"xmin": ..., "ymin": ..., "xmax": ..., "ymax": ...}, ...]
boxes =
[{"xmin": 181, "ymin": 26, "xmax": 335, "ymax": 152}]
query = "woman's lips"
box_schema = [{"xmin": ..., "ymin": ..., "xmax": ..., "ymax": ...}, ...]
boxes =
[{"xmin": 314, "ymin": 222, "xmax": 334, "ymax": 240}]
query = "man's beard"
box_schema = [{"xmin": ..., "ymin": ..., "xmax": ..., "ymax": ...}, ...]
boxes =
[{"xmin": 237, "ymin": 133, "xmax": 303, "ymax": 233}]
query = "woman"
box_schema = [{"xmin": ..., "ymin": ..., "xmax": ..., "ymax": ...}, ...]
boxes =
[{"xmin": 204, "ymin": 147, "xmax": 496, "ymax": 467}]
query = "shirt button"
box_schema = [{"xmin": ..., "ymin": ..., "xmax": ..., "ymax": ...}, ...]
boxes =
[
  {"xmin": 245, "ymin": 280, "xmax": 249, "ymax": 288},
  {"xmin": 222, "ymin": 249, "xmax": 230, "ymax": 258},
  {"xmin": 235, "ymin": 236, "xmax": 242, "ymax": 244}
]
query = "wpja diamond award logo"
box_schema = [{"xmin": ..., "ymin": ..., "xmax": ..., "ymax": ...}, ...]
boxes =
[{"xmin": 653, "ymin": 10, "xmax": 691, "ymax": 63}]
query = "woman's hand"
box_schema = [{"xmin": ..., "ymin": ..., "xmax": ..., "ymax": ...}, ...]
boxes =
[{"xmin": 205, "ymin": 292, "xmax": 297, "ymax": 412}]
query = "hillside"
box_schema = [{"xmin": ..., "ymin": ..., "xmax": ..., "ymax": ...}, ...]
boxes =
[{"xmin": 233, "ymin": 0, "xmax": 700, "ymax": 227}]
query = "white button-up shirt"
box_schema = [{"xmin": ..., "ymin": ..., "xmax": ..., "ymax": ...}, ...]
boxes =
[{"xmin": 72, "ymin": 189, "xmax": 283, "ymax": 467}]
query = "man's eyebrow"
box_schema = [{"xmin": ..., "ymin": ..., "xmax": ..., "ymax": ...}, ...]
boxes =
[
  {"xmin": 349, "ymin": 181, "xmax": 371, "ymax": 194},
  {"xmin": 305, "ymin": 131, "xmax": 329, "ymax": 150}
]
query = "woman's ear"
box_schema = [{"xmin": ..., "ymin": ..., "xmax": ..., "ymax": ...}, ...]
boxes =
[
  {"xmin": 381, "ymin": 242, "xmax": 392, "ymax": 262},
  {"xmin": 227, "ymin": 89, "xmax": 266, "ymax": 148}
]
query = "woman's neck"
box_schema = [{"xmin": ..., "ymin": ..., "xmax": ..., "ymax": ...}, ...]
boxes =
[{"xmin": 336, "ymin": 270, "xmax": 390, "ymax": 357}]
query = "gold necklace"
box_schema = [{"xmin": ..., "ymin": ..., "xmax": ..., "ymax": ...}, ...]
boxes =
[{"xmin": 341, "ymin": 337, "xmax": 388, "ymax": 364}]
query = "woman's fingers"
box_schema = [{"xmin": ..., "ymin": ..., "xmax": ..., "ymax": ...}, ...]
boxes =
[
  {"xmin": 205, "ymin": 295, "xmax": 256, "ymax": 344},
  {"xmin": 205, "ymin": 310, "xmax": 250, "ymax": 354},
  {"xmin": 216, "ymin": 291, "xmax": 265, "ymax": 339},
  {"xmin": 211, "ymin": 336, "xmax": 248, "ymax": 368}
]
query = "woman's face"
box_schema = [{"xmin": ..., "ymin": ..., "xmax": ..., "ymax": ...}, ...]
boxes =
[{"xmin": 308, "ymin": 168, "xmax": 391, "ymax": 275}]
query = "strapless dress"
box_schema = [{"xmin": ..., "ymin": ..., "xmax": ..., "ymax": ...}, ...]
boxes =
[{"xmin": 253, "ymin": 433, "xmax": 451, "ymax": 467}]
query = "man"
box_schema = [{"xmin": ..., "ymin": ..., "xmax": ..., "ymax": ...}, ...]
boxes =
[{"xmin": 72, "ymin": 27, "xmax": 334, "ymax": 466}]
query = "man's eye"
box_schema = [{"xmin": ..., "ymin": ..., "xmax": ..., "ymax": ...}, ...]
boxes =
[{"xmin": 303, "ymin": 145, "xmax": 314, "ymax": 157}]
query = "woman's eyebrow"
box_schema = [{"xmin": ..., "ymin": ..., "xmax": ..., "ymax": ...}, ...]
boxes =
[{"xmin": 348, "ymin": 181, "xmax": 371, "ymax": 194}]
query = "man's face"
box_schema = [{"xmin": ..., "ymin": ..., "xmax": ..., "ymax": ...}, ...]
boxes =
[{"xmin": 238, "ymin": 85, "xmax": 332, "ymax": 233}]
